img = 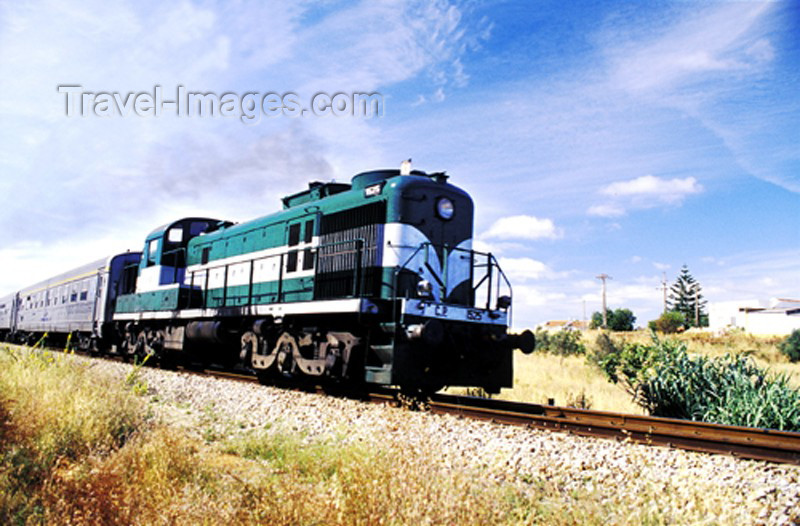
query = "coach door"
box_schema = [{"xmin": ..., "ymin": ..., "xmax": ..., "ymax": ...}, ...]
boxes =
[{"xmin": 282, "ymin": 214, "xmax": 317, "ymax": 301}]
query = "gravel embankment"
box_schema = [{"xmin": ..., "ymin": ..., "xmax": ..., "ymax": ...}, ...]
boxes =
[{"xmin": 93, "ymin": 359, "xmax": 800, "ymax": 525}]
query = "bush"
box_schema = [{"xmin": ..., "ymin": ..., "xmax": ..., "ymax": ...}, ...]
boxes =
[
  {"xmin": 648, "ymin": 311, "xmax": 685, "ymax": 334},
  {"xmin": 590, "ymin": 309, "xmax": 636, "ymax": 331},
  {"xmin": 587, "ymin": 332, "xmax": 621, "ymax": 380},
  {"xmin": 778, "ymin": 329, "xmax": 800, "ymax": 362},
  {"xmin": 596, "ymin": 333, "xmax": 800, "ymax": 431},
  {"xmin": 534, "ymin": 329, "xmax": 585, "ymax": 356}
]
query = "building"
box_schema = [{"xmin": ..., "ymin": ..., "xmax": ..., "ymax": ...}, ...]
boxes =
[
  {"xmin": 709, "ymin": 298, "xmax": 800, "ymax": 335},
  {"xmin": 537, "ymin": 320, "xmax": 589, "ymax": 332}
]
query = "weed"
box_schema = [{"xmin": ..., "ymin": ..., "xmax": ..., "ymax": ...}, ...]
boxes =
[
  {"xmin": 597, "ymin": 332, "xmax": 800, "ymax": 430},
  {"xmin": 565, "ymin": 390, "xmax": 593, "ymax": 409},
  {"xmin": 779, "ymin": 329, "xmax": 800, "ymax": 363},
  {"xmin": 124, "ymin": 354, "xmax": 150, "ymax": 396}
]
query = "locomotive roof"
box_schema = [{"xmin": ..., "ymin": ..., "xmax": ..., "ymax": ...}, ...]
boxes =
[
  {"xmin": 144, "ymin": 217, "xmax": 233, "ymax": 241},
  {"xmin": 281, "ymin": 169, "xmax": 449, "ymax": 210}
]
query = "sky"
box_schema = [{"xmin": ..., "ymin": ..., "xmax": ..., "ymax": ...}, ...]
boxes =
[{"xmin": 0, "ymin": 0, "xmax": 798, "ymax": 328}]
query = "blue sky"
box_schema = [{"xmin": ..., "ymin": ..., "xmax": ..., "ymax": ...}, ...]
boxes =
[{"xmin": 0, "ymin": 0, "xmax": 798, "ymax": 327}]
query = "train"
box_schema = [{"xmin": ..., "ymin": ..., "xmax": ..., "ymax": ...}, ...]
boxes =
[{"xmin": 0, "ymin": 165, "xmax": 534, "ymax": 395}]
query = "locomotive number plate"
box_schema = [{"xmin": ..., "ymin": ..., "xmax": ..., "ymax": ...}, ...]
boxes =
[{"xmin": 404, "ymin": 299, "xmax": 507, "ymax": 325}]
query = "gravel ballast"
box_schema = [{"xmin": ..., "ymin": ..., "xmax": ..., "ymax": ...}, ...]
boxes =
[{"xmin": 94, "ymin": 359, "xmax": 800, "ymax": 524}]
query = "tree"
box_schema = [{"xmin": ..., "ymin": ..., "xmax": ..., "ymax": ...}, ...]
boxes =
[
  {"xmin": 667, "ymin": 265, "xmax": 708, "ymax": 328},
  {"xmin": 590, "ymin": 308, "xmax": 636, "ymax": 331},
  {"xmin": 648, "ymin": 311, "xmax": 686, "ymax": 334}
]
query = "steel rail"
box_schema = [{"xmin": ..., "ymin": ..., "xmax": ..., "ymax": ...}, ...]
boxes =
[{"xmin": 424, "ymin": 393, "xmax": 800, "ymax": 465}]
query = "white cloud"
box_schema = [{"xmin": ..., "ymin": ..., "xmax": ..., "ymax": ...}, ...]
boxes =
[
  {"xmin": 587, "ymin": 203, "xmax": 625, "ymax": 218},
  {"xmin": 497, "ymin": 257, "xmax": 549, "ymax": 282},
  {"xmin": 608, "ymin": 2, "xmax": 774, "ymax": 94},
  {"xmin": 481, "ymin": 215, "xmax": 561, "ymax": 240},
  {"xmin": 588, "ymin": 175, "xmax": 702, "ymax": 216},
  {"xmin": 601, "ymin": 175, "xmax": 702, "ymax": 203}
]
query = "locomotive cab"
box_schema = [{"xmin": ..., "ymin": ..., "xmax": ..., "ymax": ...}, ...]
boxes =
[
  {"xmin": 115, "ymin": 217, "xmax": 232, "ymax": 314},
  {"xmin": 137, "ymin": 218, "xmax": 232, "ymax": 290}
]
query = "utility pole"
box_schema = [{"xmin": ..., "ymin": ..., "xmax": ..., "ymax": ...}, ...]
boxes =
[
  {"xmin": 693, "ymin": 283, "xmax": 700, "ymax": 327},
  {"xmin": 596, "ymin": 274, "xmax": 611, "ymax": 328},
  {"xmin": 659, "ymin": 272, "xmax": 668, "ymax": 313}
]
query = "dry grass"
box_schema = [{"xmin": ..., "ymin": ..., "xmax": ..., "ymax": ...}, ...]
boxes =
[
  {"xmin": 0, "ymin": 344, "xmax": 641, "ymax": 525},
  {"xmin": 500, "ymin": 352, "xmax": 642, "ymax": 413},
  {"xmin": 2, "ymin": 342, "xmax": 794, "ymax": 524},
  {"xmin": 0, "ymin": 346, "xmax": 147, "ymax": 522}
]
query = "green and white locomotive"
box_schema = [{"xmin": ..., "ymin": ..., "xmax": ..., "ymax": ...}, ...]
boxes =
[{"xmin": 3, "ymin": 166, "xmax": 533, "ymax": 395}]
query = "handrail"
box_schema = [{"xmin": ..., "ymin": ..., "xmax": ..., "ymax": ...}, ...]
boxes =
[
  {"xmin": 390, "ymin": 241, "xmax": 513, "ymax": 322},
  {"xmin": 153, "ymin": 238, "xmax": 513, "ymax": 322},
  {"xmin": 183, "ymin": 237, "xmax": 369, "ymax": 309}
]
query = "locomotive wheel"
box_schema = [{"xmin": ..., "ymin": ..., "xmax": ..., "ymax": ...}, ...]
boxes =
[
  {"xmin": 134, "ymin": 330, "xmax": 164, "ymax": 366},
  {"xmin": 274, "ymin": 332, "xmax": 298, "ymax": 377},
  {"xmin": 240, "ymin": 331, "xmax": 258, "ymax": 367}
]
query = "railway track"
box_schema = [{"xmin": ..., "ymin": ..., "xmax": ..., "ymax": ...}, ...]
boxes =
[{"xmin": 195, "ymin": 367, "xmax": 800, "ymax": 465}]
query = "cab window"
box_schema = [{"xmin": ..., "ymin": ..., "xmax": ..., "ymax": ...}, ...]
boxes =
[{"xmin": 146, "ymin": 239, "xmax": 159, "ymax": 267}]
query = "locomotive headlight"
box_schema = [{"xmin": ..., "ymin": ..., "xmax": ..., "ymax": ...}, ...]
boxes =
[
  {"xmin": 436, "ymin": 197, "xmax": 454, "ymax": 220},
  {"xmin": 417, "ymin": 279, "xmax": 433, "ymax": 298}
]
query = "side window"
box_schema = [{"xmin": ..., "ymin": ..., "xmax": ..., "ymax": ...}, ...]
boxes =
[
  {"xmin": 304, "ymin": 220, "xmax": 314, "ymax": 243},
  {"xmin": 80, "ymin": 291, "xmax": 88, "ymax": 301},
  {"xmin": 288, "ymin": 223, "xmax": 301, "ymax": 246},
  {"xmin": 302, "ymin": 248, "xmax": 315, "ymax": 270},
  {"xmin": 201, "ymin": 246, "xmax": 211, "ymax": 265},
  {"xmin": 190, "ymin": 221, "xmax": 210, "ymax": 236},
  {"xmin": 147, "ymin": 238, "xmax": 159, "ymax": 267},
  {"xmin": 286, "ymin": 251, "xmax": 298, "ymax": 272},
  {"xmin": 167, "ymin": 228, "xmax": 183, "ymax": 243}
]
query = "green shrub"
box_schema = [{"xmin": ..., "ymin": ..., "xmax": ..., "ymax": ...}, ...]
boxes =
[
  {"xmin": 587, "ymin": 332, "xmax": 621, "ymax": 380},
  {"xmin": 590, "ymin": 308, "xmax": 636, "ymax": 331},
  {"xmin": 596, "ymin": 333, "xmax": 800, "ymax": 431},
  {"xmin": 648, "ymin": 311, "xmax": 685, "ymax": 333},
  {"xmin": 778, "ymin": 329, "xmax": 800, "ymax": 362},
  {"xmin": 534, "ymin": 329, "xmax": 585, "ymax": 356}
]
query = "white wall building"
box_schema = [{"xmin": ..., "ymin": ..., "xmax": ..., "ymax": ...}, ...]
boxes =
[{"xmin": 709, "ymin": 299, "xmax": 800, "ymax": 335}]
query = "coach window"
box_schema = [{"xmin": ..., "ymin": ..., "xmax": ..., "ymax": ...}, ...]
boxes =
[
  {"xmin": 304, "ymin": 220, "xmax": 314, "ymax": 243},
  {"xmin": 80, "ymin": 290, "xmax": 88, "ymax": 301}
]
